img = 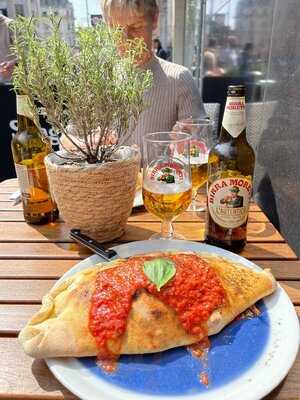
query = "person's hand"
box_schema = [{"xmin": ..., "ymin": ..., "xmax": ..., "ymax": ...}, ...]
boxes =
[
  {"xmin": 170, "ymin": 120, "xmax": 193, "ymax": 155},
  {"xmin": 172, "ymin": 117, "xmax": 194, "ymax": 134},
  {"xmin": 0, "ymin": 60, "xmax": 15, "ymax": 78}
]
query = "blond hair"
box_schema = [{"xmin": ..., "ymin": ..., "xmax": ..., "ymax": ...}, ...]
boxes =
[{"xmin": 101, "ymin": 0, "xmax": 158, "ymax": 21}]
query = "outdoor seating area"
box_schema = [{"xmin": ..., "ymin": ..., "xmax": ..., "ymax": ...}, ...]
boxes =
[{"xmin": 0, "ymin": 1, "xmax": 299, "ymax": 400}]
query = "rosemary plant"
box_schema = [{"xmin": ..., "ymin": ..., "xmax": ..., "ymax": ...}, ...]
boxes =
[{"xmin": 11, "ymin": 16, "xmax": 153, "ymax": 164}]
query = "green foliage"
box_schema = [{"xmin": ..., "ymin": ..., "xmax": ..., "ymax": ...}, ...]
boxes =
[{"xmin": 11, "ymin": 16, "xmax": 153, "ymax": 163}]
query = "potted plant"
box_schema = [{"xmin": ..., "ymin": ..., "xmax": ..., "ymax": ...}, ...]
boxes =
[{"xmin": 11, "ymin": 16, "xmax": 152, "ymax": 242}]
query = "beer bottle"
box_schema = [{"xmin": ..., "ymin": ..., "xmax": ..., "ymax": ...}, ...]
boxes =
[
  {"xmin": 205, "ymin": 85, "xmax": 255, "ymax": 252},
  {"xmin": 11, "ymin": 95, "xmax": 59, "ymax": 224}
]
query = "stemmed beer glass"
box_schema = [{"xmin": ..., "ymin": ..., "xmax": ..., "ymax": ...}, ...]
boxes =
[
  {"xmin": 176, "ymin": 118, "xmax": 214, "ymax": 212},
  {"xmin": 142, "ymin": 132, "xmax": 192, "ymax": 240}
]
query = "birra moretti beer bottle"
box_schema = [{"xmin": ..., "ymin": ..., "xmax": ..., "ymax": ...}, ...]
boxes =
[
  {"xmin": 205, "ymin": 85, "xmax": 255, "ymax": 251},
  {"xmin": 11, "ymin": 95, "xmax": 58, "ymax": 224}
]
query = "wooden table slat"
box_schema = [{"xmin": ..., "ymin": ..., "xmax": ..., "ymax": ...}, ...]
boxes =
[
  {"xmin": 0, "ymin": 280, "xmax": 55, "ymax": 303},
  {"xmin": 0, "ymin": 178, "xmax": 18, "ymax": 188},
  {"xmin": 0, "ymin": 194, "xmax": 15, "ymax": 201},
  {"xmin": 256, "ymin": 261, "xmax": 300, "ymax": 280},
  {"xmin": 123, "ymin": 222, "xmax": 284, "ymax": 243},
  {"xmin": 0, "ymin": 260, "xmax": 77, "ymax": 279},
  {"xmin": 0, "ymin": 338, "xmax": 76, "ymax": 399},
  {"xmin": 0, "ymin": 210, "xmax": 269, "ymax": 223},
  {"xmin": 0, "ymin": 243, "xmax": 297, "ymax": 260},
  {"xmin": 0, "ymin": 202, "xmax": 22, "ymax": 210},
  {"xmin": 0, "ymin": 242, "xmax": 296, "ymax": 260},
  {"xmin": 0, "ymin": 242, "xmax": 90, "ymax": 260},
  {"xmin": 0, "ymin": 221, "xmax": 284, "ymax": 243},
  {"xmin": 128, "ymin": 210, "xmax": 270, "ymax": 223},
  {"xmin": 0, "ymin": 259, "xmax": 299, "ymax": 280},
  {"xmin": 0, "ymin": 200, "xmax": 263, "ymax": 212},
  {"xmin": 0, "ymin": 304, "xmax": 41, "ymax": 335}
]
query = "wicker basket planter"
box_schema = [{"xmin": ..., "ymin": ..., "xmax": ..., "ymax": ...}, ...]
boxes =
[{"xmin": 45, "ymin": 147, "xmax": 140, "ymax": 242}]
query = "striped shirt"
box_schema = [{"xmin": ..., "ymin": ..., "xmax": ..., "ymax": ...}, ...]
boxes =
[{"xmin": 131, "ymin": 55, "xmax": 206, "ymax": 147}]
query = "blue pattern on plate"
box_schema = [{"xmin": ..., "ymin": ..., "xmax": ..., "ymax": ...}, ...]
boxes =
[{"xmin": 80, "ymin": 300, "xmax": 269, "ymax": 395}]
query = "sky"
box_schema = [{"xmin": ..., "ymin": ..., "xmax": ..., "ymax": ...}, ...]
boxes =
[
  {"xmin": 71, "ymin": 0, "xmax": 239, "ymax": 28},
  {"xmin": 208, "ymin": 0, "xmax": 239, "ymax": 28},
  {"xmin": 71, "ymin": 0, "xmax": 102, "ymax": 26}
]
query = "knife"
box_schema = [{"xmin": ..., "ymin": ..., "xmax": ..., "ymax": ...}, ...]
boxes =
[{"xmin": 70, "ymin": 229, "xmax": 118, "ymax": 261}]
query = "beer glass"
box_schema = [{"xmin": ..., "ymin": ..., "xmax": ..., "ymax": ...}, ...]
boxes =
[
  {"xmin": 143, "ymin": 132, "xmax": 192, "ymax": 240},
  {"xmin": 176, "ymin": 118, "xmax": 214, "ymax": 212}
]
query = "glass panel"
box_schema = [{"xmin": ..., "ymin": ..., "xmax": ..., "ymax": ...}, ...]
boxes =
[
  {"xmin": 254, "ymin": 0, "xmax": 300, "ymax": 256},
  {"xmin": 184, "ymin": 0, "xmax": 276, "ymax": 103},
  {"xmin": 183, "ymin": 0, "xmax": 300, "ymax": 256},
  {"xmin": 154, "ymin": 0, "xmax": 173, "ymax": 61},
  {"xmin": 184, "ymin": 0, "xmax": 202, "ymax": 75}
]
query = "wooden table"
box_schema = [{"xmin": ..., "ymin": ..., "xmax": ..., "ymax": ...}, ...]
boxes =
[{"xmin": 0, "ymin": 178, "xmax": 299, "ymax": 400}]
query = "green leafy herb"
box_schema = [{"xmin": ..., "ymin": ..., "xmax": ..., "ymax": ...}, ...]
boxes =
[
  {"xmin": 143, "ymin": 258, "xmax": 176, "ymax": 291},
  {"xmin": 10, "ymin": 16, "xmax": 153, "ymax": 164}
]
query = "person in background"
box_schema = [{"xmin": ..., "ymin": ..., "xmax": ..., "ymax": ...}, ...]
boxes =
[
  {"xmin": 218, "ymin": 36, "xmax": 239, "ymax": 72},
  {"xmin": 0, "ymin": 13, "xmax": 16, "ymax": 83},
  {"xmin": 101, "ymin": 0, "xmax": 206, "ymax": 148},
  {"xmin": 203, "ymin": 38, "xmax": 218, "ymax": 76},
  {"xmin": 152, "ymin": 38, "xmax": 167, "ymax": 60},
  {"xmin": 239, "ymin": 42, "xmax": 254, "ymax": 76},
  {"xmin": 205, "ymin": 60, "xmax": 226, "ymax": 77}
]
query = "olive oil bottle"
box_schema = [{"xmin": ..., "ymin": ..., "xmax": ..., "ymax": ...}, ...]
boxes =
[{"xmin": 11, "ymin": 95, "xmax": 58, "ymax": 224}]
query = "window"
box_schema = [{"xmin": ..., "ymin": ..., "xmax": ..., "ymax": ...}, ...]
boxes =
[{"xmin": 15, "ymin": 4, "xmax": 25, "ymax": 16}]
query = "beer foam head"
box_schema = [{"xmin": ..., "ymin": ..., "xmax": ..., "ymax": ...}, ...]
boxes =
[
  {"xmin": 190, "ymin": 154, "xmax": 209, "ymax": 165},
  {"xmin": 143, "ymin": 179, "xmax": 191, "ymax": 194}
]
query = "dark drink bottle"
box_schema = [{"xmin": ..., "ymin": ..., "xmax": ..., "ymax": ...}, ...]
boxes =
[
  {"xmin": 205, "ymin": 85, "xmax": 255, "ymax": 252},
  {"xmin": 11, "ymin": 94, "xmax": 58, "ymax": 224}
]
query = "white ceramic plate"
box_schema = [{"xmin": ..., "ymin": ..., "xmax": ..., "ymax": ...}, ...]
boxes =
[{"xmin": 46, "ymin": 240, "xmax": 299, "ymax": 400}]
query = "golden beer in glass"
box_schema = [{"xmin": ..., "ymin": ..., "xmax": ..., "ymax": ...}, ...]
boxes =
[
  {"xmin": 143, "ymin": 182, "xmax": 192, "ymax": 221},
  {"xmin": 176, "ymin": 118, "xmax": 214, "ymax": 212},
  {"xmin": 142, "ymin": 132, "xmax": 192, "ymax": 240},
  {"xmin": 191, "ymin": 162, "xmax": 208, "ymax": 190}
]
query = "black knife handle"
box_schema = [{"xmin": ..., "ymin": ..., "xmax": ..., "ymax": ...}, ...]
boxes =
[{"xmin": 70, "ymin": 229, "xmax": 117, "ymax": 261}]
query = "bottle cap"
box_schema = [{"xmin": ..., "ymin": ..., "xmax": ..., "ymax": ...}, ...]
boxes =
[{"xmin": 227, "ymin": 85, "xmax": 245, "ymax": 96}]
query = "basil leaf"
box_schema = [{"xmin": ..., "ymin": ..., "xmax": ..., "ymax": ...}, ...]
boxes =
[{"xmin": 143, "ymin": 258, "xmax": 176, "ymax": 291}]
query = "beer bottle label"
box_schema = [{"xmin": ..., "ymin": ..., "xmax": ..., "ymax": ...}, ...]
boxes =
[
  {"xmin": 17, "ymin": 95, "xmax": 41, "ymax": 130},
  {"xmin": 222, "ymin": 96, "xmax": 246, "ymax": 138},
  {"xmin": 190, "ymin": 139, "xmax": 208, "ymax": 163},
  {"xmin": 208, "ymin": 177, "xmax": 252, "ymax": 228},
  {"xmin": 15, "ymin": 161, "xmax": 55, "ymax": 214},
  {"xmin": 148, "ymin": 159, "xmax": 186, "ymax": 184}
]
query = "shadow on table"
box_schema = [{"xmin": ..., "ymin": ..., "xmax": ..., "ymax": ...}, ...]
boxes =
[
  {"xmin": 29, "ymin": 215, "xmax": 157, "ymax": 244},
  {"xmin": 31, "ymin": 359, "xmax": 78, "ymax": 399},
  {"xmin": 263, "ymin": 380, "xmax": 286, "ymax": 399},
  {"xmin": 119, "ymin": 223, "xmax": 161, "ymax": 242},
  {"xmin": 28, "ymin": 221, "xmax": 71, "ymax": 242},
  {"xmin": 241, "ymin": 242, "xmax": 296, "ymax": 260}
]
